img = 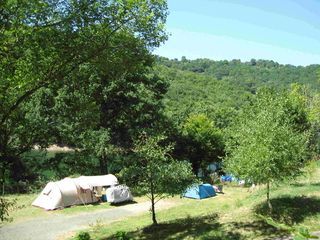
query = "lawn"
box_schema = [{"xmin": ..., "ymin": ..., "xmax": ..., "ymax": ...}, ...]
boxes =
[
  {"xmin": 2, "ymin": 192, "xmax": 148, "ymax": 224},
  {"xmin": 3, "ymin": 162, "xmax": 320, "ymax": 239},
  {"xmin": 69, "ymin": 161, "xmax": 320, "ymax": 240}
]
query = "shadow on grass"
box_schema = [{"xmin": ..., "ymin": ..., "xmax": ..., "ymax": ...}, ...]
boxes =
[
  {"xmin": 226, "ymin": 220, "xmax": 289, "ymax": 240},
  {"xmin": 105, "ymin": 214, "xmax": 290, "ymax": 240},
  {"xmin": 290, "ymin": 182, "xmax": 320, "ymax": 187},
  {"xmin": 110, "ymin": 200, "xmax": 138, "ymax": 207},
  {"xmin": 255, "ymin": 196, "xmax": 320, "ymax": 225},
  {"xmin": 106, "ymin": 214, "xmax": 242, "ymax": 240},
  {"xmin": 62, "ymin": 200, "xmax": 137, "ymax": 210}
]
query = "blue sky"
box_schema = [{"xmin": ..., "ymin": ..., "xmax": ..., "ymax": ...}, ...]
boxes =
[{"xmin": 154, "ymin": 0, "xmax": 320, "ymax": 66}]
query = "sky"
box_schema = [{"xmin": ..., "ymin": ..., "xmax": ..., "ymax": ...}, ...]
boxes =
[{"xmin": 154, "ymin": 0, "xmax": 320, "ymax": 66}]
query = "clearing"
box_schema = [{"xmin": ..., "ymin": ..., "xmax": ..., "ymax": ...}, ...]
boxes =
[
  {"xmin": 67, "ymin": 163, "xmax": 320, "ymax": 240},
  {"xmin": 1, "ymin": 162, "xmax": 320, "ymax": 240}
]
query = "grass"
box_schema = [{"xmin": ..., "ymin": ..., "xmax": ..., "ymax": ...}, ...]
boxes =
[
  {"xmin": 69, "ymin": 162, "xmax": 320, "ymax": 240},
  {"xmin": 2, "ymin": 193, "xmax": 148, "ymax": 224},
  {"xmin": 3, "ymin": 162, "xmax": 320, "ymax": 239}
]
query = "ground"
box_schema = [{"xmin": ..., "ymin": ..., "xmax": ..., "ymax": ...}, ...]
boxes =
[
  {"xmin": 68, "ymin": 162, "xmax": 320, "ymax": 240},
  {"xmin": 1, "ymin": 161, "xmax": 319, "ymax": 240},
  {"xmin": 0, "ymin": 199, "xmax": 176, "ymax": 240}
]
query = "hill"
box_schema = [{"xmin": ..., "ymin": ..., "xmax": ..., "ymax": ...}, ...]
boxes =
[{"xmin": 156, "ymin": 56, "xmax": 320, "ymax": 127}]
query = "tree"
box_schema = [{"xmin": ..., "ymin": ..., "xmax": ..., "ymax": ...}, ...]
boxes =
[
  {"xmin": 180, "ymin": 114, "xmax": 224, "ymax": 175},
  {"xmin": 121, "ymin": 135, "xmax": 196, "ymax": 225},
  {"xmin": 37, "ymin": 33, "xmax": 169, "ymax": 174},
  {"xmin": 0, "ymin": 0, "xmax": 168, "ymax": 188},
  {"xmin": 225, "ymin": 88, "xmax": 309, "ymax": 211}
]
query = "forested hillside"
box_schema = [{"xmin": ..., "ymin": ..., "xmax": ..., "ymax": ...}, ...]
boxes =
[
  {"xmin": 152, "ymin": 57, "xmax": 320, "ymax": 175},
  {"xmin": 157, "ymin": 56, "xmax": 320, "ymax": 127},
  {"xmin": 157, "ymin": 56, "xmax": 320, "ymax": 91}
]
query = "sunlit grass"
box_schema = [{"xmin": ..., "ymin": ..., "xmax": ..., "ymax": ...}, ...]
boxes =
[
  {"xmin": 4, "ymin": 161, "xmax": 320, "ymax": 239},
  {"xmin": 3, "ymin": 193, "xmax": 149, "ymax": 224},
  {"xmin": 69, "ymin": 162, "xmax": 320, "ymax": 240}
]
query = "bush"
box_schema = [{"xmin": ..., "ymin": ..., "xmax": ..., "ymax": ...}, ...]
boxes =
[
  {"xmin": 115, "ymin": 231, "xmax": 131, "ymax": 240},
  {"xmin": 76, "ymin": 231, "xmax": 91, "ymax": 240},
  {"xmin": 0, "ymin": 197, "xmax": 16, "ymax": 222}
]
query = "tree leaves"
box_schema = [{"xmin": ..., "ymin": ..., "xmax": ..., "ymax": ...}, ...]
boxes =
[{"xmin": 225, "ymin": 88, "xmax": 309, "ymax": 185}]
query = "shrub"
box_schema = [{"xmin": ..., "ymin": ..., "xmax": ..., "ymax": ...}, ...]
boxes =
[
  {"xmin": 0, "ymin": 197, "xmax": 16, "ymax": 222},
  {"xmin": 76, "ymin": 231, "xmax": 91, "ymax": 240},
  {"xmin": 115, "ymin": 231, "xmax": 131, "ymax": 240}
]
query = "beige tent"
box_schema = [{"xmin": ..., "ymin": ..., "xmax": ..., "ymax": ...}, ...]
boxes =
[{"xmin": 32, "ymin": 174, "xmax": 118, "ymax": 210}]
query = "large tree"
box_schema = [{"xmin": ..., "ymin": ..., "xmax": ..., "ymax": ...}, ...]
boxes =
[
  {"xmin": 225, "ymin": 88, "xmax": 309, "ymax": 211},
  {"xmin": 0, "ymin": 0, "xmax": 168, "ymax": 190}
]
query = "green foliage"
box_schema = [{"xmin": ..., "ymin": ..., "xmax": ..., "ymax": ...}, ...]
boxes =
[
  {"xmin": 156, "ymin": 64, "xmax": 248, "ymax": 128},
  {"xmin": 157, "ymin": 57, "xmax": 320, "ymax": 92},
  {"xmin": 304, "ymin": 160, "xmax": 318, "ymax": 184},
  {"xmin": 121, "ymin": 135, "xmax": 196, "ymax": 224},
  {"xmin": 293, "ymin": 228, "xmax": 319, "ymax": 240},
  {"xmin": 181, "ymin": 114, "xmax": 224, "ymax": 174},
  {"xmin": 257, "ymin": 214, "xmax": 319, "ymax": 240},
  {"xmin": 115, "ymin": 231, "xmax": 132, "ymax": 240},
  {"xmin": 183, "ymin": 114, "xmax": 219, "ymax": 143},
  {"xmin": 127, "ymin": 135, "xmax": 196, "ymax": 196},
  {"xmin": 0, "ymin": 0, "xmax": 168, "ymax": 187},
  {"xmin": 225, "ymin": 88, "xmax": 309, "ymax": 185},
  {"xmin": 0, "ymin": 197, "xmax": 16, "ymax": 222},
  {"xmin": 157, "ymin": 57, "xmax": 319, "ymax": 134},
  {"xmin": 76, "ymin": 231, "xmax": 91, "ymax": 240}
]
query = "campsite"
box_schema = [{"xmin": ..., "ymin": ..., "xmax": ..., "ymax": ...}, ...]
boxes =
[
  {"xmin": 1, "ymin": 0, "xmax": 320, "ymax": 240},
  {"xmin": 1, "ymin": 165, "xmax": 320, "ymax": 240}
]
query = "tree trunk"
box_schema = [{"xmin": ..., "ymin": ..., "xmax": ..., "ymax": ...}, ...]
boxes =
[
  {"xmin": 0, "ymin": 166, "xmax": 5, "ymax": 195},
  {"xmin": 267, "ymin": 181, "xmax": 272, "ymax": 213},
  {"xmin": 150, "ymin": 180, "xmax": 157, "ymax": 225},
  {"xmin": 99, "ymin": 154, "xmax": 108, "ymax": 174}
]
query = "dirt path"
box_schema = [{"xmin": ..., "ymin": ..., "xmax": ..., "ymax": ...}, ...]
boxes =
[{"xmin": 0, "ymin": 200, "xmax": 176, "ymax": 240}]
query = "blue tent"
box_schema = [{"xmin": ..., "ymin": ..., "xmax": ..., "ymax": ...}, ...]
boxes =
[{"xmin": 183, "ymin": 184, "xmax": 216, "ymax": 199}]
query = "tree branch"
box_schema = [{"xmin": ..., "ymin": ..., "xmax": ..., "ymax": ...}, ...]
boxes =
[{"xmin": 0, "ymin": 14, "xmax": 135, "ymax": 126}]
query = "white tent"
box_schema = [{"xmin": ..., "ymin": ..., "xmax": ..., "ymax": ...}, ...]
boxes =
[
  {"xmin": 106, "ymin": 185, "xmax": 133, "ymax": 203},
  {"xmin": 32, "ymin": 174, "xmax": 118, "ymax": 210}
]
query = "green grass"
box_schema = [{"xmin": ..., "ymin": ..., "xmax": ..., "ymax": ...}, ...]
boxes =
[
  {"xmin": 2, "ymin": 193, "xmax": 148, "ymax": 224},
  {"xmin": 4, "ymin": 162, "xmax": 320, "ymax": 239},
  {"xmin": 69, "ymin": 162, "xmax": 320, "ymax": 240}
]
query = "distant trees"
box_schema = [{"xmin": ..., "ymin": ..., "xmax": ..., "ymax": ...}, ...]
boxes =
[
  {"xmin": 225, "ymin": 88, "xmax": 309, "ymax": 211},
  {"xmin": 121, "ymin": 135, "xmax": 195, "ymax": 225},
  {"xmin": 156, "ymin": 57, "xmax": 320, "ymax": 92}
]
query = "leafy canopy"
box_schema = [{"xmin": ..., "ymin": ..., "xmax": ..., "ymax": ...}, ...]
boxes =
[
  {"xmin": 225, "ymin": 88, "xmax": 309, "ymax": 185},
  {"xmin": 0, "ymin": 0, "xmax": 168, "ymax": 185}
]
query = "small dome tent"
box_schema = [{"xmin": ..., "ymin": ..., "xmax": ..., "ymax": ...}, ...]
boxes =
[
  {"xmin": 183, "ymin": 184, "xmax": 216, "ymax": 199},
  {"xmin": 32, "ymin": 174, "xmax": 118, "ymax": 210}
]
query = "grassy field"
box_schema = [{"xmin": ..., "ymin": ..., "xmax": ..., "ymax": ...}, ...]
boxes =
[
  {"xmin": 2, "ymin": 193, "xmax": 148, "ymax": 224},
  {"xmin": 69, "ymin": 162, "xmax": 320, "ymax": 240},
  {"xmin": 3, "ymin": 162, "xmax": 320, "ymax": 239}
]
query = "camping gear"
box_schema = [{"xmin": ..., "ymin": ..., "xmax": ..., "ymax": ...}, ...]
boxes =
[
  {"xmin": 220, "ymin": 175, "xmax": 235, "ymax": 182},
  {"xmin": 106, "ymin": 185, "xmax": 133, "ymax": 203},
  {"xmin": 32, "ymin": 174, "xmax": 118, "ymax": 210},
  {"xmin": 183, "ymin": 184, "xmax": 216, "ymax": 199},
  {"xmin": 212, "ymin": 185, "xmax": 223, "ymax": 193},
  {"xmin": 238, "ymin": 180, "xmax": 245, "ymax": 187},
  {"xmin": 101, "ymin": 194, "xmax": 107, "ymax": 202}
]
